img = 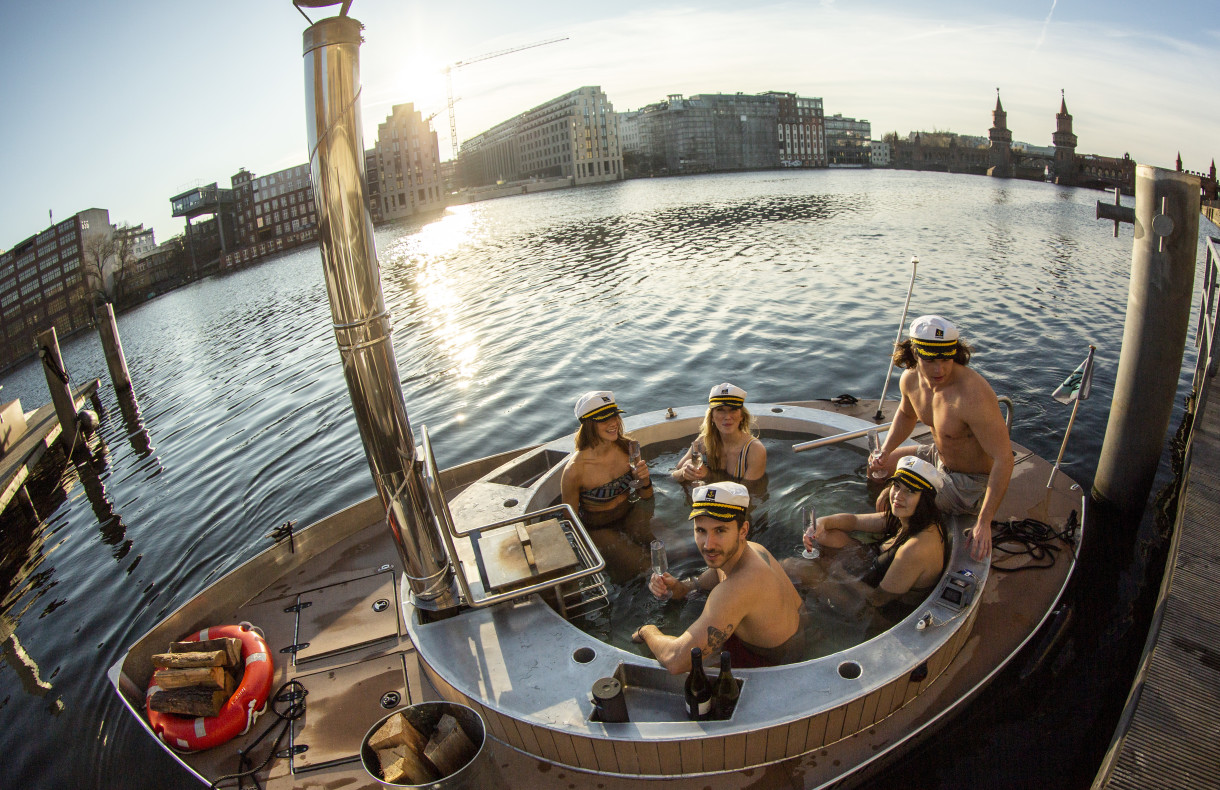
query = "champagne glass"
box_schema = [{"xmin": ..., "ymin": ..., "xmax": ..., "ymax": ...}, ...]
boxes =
[
  {"xmin": 800, "ymin": 504, "xmax": 821, "ymax": 559},
  {"xmin": 627, "ymin": 440, "xmax": 642, "ymax": 502},
  {"xmin": 866, "ymin": 429, "xmax": 886, "ymax": 480},
  {"xmin": 650, "ymin": 539, "xmax": 672, "ymax": 601},
  {"xmin": 690, "ymin": 447, "xmax": 704, "ymax": 478}
]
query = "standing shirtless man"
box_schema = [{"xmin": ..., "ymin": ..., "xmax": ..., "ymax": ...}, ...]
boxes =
[{"xmin": 868, "ymin": 315, "xmax": 1013, "ymax": 561}]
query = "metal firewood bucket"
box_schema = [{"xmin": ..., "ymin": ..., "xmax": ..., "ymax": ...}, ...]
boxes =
[{"xmin": 360, "ymin": 701, "xmax": 493, "ymax": 789}]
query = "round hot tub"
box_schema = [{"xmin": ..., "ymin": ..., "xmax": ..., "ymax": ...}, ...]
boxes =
[{"xmin": 406, "ymin": 404, "xmax": 988, "ymax": 779}]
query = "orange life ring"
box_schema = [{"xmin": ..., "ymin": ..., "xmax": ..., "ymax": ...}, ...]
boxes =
[{"xmin": 146, "ymin": 623, "xmax": 275, "ymax": 752}]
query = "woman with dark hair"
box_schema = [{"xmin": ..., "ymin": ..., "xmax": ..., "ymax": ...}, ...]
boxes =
[
  {"xmin": 561, "ymin": 390, "xmax": 652, "ymax": 529},
  {"xmin": 785, "ymin": 456, "xmax": 948, "ymax": 608},
  {"xmin": 673, "ymin": 383, "xmax": 767, "ymax": 483}
]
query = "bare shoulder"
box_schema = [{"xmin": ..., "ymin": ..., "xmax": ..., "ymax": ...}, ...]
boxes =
[
  {"xmin": 958, "ymin": 366, "xmax": 1003, "ymax": 413},
  {"xmin": 561, "ymin": 451, "xmax": 589, "ymax": 480},
  {"xmin": 901, "ymin": 528, "xmax": 944, "ymax": 557},
  {"xmin": 748, "ymin": 541, "xmax": 778, "ymax": 567}
]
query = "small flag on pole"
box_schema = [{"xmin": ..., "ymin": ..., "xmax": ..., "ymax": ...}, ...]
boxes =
[
  {"xmin": 1052, "ymin": 348, "xmax": 1095, "ymax": 404},
  {"xmin": 1047, "ymin": 345, "xmax": 1096, "ymax": 488}
]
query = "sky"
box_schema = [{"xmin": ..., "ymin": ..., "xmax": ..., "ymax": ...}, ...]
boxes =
[{"xmin": 1, "ymin": 0, "xmax": 1217, "ymax": 249}]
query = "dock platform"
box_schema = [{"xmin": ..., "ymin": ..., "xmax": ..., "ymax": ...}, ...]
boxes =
[
  {"xmin": 0, "ymin": 379, "xmax": 100, "ymax": 515},
  {"xmin": 1098, "ymin": 365, "xmax": 1220, "ymax": 783}
]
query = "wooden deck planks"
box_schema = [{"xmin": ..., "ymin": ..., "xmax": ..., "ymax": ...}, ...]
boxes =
[
  {"xmin": 0, "ymin": 380, "xmax": 99, "ymax": 514},
  {"xmin": 1104, "ymin": 376, "xmax": 1220, "ymax": 789}
]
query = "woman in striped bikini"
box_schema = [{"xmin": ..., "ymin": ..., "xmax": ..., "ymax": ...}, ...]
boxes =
[
  {"xmin": 561, "ymin": 391, "xmax": 652, "ymax": 528},
  {"xmin": 561, "ymin": 391, "xmax": 654, "ymax": 578},
  {"xmin": 673, "ymin": 383, "xmax": 767, "ymax": 484}
]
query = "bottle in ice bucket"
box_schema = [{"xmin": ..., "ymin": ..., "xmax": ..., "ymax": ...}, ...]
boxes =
[
  {"xmin": 711, "ymin": 651, "xmax": 739, "ymax": 720},
  {"xmin": 685, "ymin": 647, "xmax": 712, "ymax": 721}
]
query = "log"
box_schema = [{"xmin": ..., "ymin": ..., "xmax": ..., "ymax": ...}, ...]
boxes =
[
  {"xmin": 376, "ymin": 744, "xmax": 406, "ymax": 774},
  {"xmin": 151, "ymin": 650, "xmax": 226, "ymax": 669},
  {"xmin": 382, "ymin": 751, "xmax": 439, "ymax": 785},
  {"xmin": 153, "ymin": 666, "xmax": 235, "ymax": 692},
  {"xmin": 368, "ymin": 712, "xmax": 427, "ymax": 754},
  {"xmin": 148, "ymin": 687, "xmax": 227, "ymax": 717},
  {"xmin": 424, "ymin": 714, "xmax": 477, "ymax": 777},
  {"xmin": 171, "ymin": 637, "xmax": 241, "ymax": 667}
]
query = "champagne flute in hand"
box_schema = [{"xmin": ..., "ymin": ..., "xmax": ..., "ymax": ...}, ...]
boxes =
[
  {"xmin": 627, "ymin": 440, "xmax": 642, "ymax": 502},
  {"xmin": 867, "ymin": 429, "xmax": 886, "ymax": 480},
  {"xmin": 650, "ymin": 540, "xmax": 672, "ymax": 601},
  {"xmin": 689, "ymin": 445, "xmax": 704, "ymax": 481},
  {"xmin": 800, "ymin": 504, "xmax": 821, "ymax": 559}
]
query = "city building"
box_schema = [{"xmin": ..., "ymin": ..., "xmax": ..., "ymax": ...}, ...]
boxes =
[
  {"xmin": 617, "ymin": 110, "xmax": 641, "ymax": 154},
  {"xmin": 123, "ymin": 236, "xmax": 190, "ymax": 301},
  {"xmin": 634, "ymin": 91, "xmax": 801, "ymax": 174},
  {"xmin": 373, "ymin": 103, "xmax": 445, "ymax": 221},
  {"xmin": 364, "ymin": 149, "xmax": 383, "ymax": 225},
  {"xmin": 460, "ymin": 86, "xmax": 623, "ymax": 188},
  {"xmin": 870, "ymin": 139, "xmax": 891, "ymax": 167},
  {"xmin": 170, "ymin": 182, "xmax": 238, "ymax": 277},
  {"xmin": 1, "ymin": 208, "xmax": 108, "ymax": 369},
  {"xmin": 114, "ymin": 224, "xmax": 157, "ymax": 260},
  {"xmin": 887, "ymin": 131, "xmax": 990, "ymax": 174},
  {"xmin": 634, "ymin": 94, "xmax": 716, "ymax": 174},
  {"xmin": 221, "ymin": 164, "xmax": 318, "ymax": 270},
  {"xmin": 768, "ymin": 92, "xmax": 826, "ymax": 168},
  {"xmin": 825, "ymin": 114, "xmax": 871, "ymax": 166}
]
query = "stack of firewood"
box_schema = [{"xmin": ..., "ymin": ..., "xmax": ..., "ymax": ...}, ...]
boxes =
[
  {"xmin": 147, "ymin": 637, "xmax": 243, "ymax": 717},
  {"xmin": 368, "ymin": 710, "xmax": 478, "ymax": 785}
]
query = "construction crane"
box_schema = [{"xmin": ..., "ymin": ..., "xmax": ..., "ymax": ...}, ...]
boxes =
[{"xmin": 443, "ymin": 35, "xmax": 568, "ymax": 161}]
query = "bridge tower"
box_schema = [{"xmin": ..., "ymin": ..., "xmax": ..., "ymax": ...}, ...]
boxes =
[
  {"xmin": 1052, "ymin": 90, "xmax": 1079, "ymax": 186},
  {"xmin": 988, "ymin": 89, "xmax": 1013, "ymax": 178}
]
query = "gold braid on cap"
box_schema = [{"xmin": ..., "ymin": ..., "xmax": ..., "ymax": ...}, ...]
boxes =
[
  {"xmin": 891, "ymin": 467, "xmax": 935, "ymax": 493},
  {"xmin": 911, "ymin": 337, "xmax": 959, "ymax": 359},
  {"xmin": 581, "ymin": 402, "xmax": 620, "ymax": 421},
  {"xmin": 689, "ymin": 500, "xmax": 747, "ymax": 521}
]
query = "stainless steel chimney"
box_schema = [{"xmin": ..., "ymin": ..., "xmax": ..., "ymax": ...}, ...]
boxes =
[{"xmin": 302, "ymin": 9, "xmax": 458, "ymax": 611}]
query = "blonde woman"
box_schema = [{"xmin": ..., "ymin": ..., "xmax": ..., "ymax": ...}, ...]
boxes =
[{"xmin": 672, "ymin": 383, "xmax": 767, "ymax": 483}]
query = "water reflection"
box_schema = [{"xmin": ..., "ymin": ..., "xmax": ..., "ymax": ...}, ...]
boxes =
[
  {"xmin": 0, "ymin": 614, "xmax": 61, "ymax": 713},
  {"xmin": 73, "ymin": 441, "xmax": 132, "ymax": 561}
]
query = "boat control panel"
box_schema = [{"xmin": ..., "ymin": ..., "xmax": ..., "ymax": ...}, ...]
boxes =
[{"xmin": 935, "ymin": 570, "xmax": 977, "ymax": 612}]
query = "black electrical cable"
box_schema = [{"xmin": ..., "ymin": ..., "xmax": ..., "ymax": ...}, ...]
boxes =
[
  {"xmin": 208, "ymin": 680, "xmax": 308, "ymax": 790},
  {"xmin": 989, "ymin": 509, "xmax": 1079, "ymax": 572}
]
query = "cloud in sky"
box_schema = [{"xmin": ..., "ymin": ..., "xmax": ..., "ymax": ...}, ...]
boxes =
[
  {"xmin": 0, "ymin": 1, "xmax": 1216, "ymax": 247},
  {"xmin": 1033, "ymin": 0, "xmax": 1059, "ymax": 52}
]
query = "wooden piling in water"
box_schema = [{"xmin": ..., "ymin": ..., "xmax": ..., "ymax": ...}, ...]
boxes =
[
  {"xmin": 97, "ymin": 303, "xmax": 134, "ymax": 400},
  {"xmin": 36, "ymin": 327, "xmax": 79, "ymax": 452}
]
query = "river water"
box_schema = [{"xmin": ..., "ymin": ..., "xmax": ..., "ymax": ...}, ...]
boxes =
[{"xmin": 1, "ymin": 170, "xmax": 1214, "ymax": 788}]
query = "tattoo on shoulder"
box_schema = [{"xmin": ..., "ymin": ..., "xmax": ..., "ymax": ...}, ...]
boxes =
[{"xmin": 706, "ymin": 624, "xmax": 732, "ymax": 654}]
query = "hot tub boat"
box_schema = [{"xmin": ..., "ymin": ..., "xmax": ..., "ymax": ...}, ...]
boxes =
[
  {"xmin": 108, "ymin": 5, "xmax": 1086, "ymax": 785},
  {"xmin": 108, "ymin": 396, "xmax": 1085, "ymax": 789}
]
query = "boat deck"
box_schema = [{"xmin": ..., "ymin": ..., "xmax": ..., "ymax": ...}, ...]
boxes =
[
  {"xmin": 112, "ymin": 399, "xmax": 1083, "ymax": 789},
  {"xmin": 1, "ymin": 379, "xmax": 100, "ymax": 516},
  {"xmin": 1099, "ymin": 374, "xmax": 1220, "ymax": 790}
]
